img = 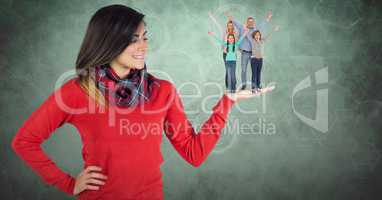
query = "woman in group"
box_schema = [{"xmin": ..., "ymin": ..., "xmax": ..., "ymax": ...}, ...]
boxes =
[
  {"xmin": 11, "ymin": 4, "xmax": 272, "ymax": 200},
  {"xmin": 209, "ymin": 29, "xmax": 248, "ymax": 93},
  {"xmin": 250, "ymin": 26, "xmax": 279, "ymax": 93}
]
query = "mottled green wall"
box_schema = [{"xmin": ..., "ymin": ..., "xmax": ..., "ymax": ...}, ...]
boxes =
[{"xmin": 1, "ymin": 0, "xmax": 381, "ymax": 199}]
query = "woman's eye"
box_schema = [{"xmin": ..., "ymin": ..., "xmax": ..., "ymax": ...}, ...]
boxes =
[{"xmin": 131, "ymin": 37, "xmax": 148, "ymax": 43}]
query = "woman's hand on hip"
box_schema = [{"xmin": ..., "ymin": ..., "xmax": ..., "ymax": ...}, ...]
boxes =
[{"xmin": 73, "ymin": 166, "xmax": 108, "ymax": 196}]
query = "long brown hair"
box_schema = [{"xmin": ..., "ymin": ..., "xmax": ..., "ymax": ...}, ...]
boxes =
[
  {"xmin": 226, "ymin": 34, "xmax": 236, "ymax": 52},
  {"xmin": 75, "ymin": 5, "xmax": 145, "ymax": 106},
  {"xmin": 252, "ymin": 30, "xmax": 262, "ymax": 41}
]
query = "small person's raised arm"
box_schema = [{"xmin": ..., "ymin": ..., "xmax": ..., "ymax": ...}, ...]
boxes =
[
  {"xmin": 237, "ymin": 28, "xmax": 249, "ymax": 46},
  {"xmin": 208, "ymin": 31, "xmax": 225, "ymax": 45},
  {"xmin": 226, "ymin": 14, "xmax": 244, "ymax": 36},
  {"xmin": 264, "ymin": 25, "xmax": 280, "ymax": 41},
  {"xmin": 266, "ymin": 11, "xmax": 273, "ymax": 22},
  {"xmin": 258, "ymin": 11, "xmax": 273, "ymax": 33},
  {"xmin": 224, "ymin": 11, "xmax": 233, "ymax": 22}
]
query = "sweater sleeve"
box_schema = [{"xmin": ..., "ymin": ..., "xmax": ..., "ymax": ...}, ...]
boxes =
[
  {"xmin": 163, "ymin": 86, "xmax": 235, "ymax": 167},
  {"xmin": 11, "ymin": 81, "xmax": 77, "ymax": 195}
]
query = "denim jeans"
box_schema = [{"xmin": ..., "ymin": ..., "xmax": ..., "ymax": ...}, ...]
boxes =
[
  {"xmin": 225, "ymin": 61, "xmax": 237, "ymax": 92},
  {"xmin": 250, "ymin": 57, "xmax": 263, "ymax": 89},
  {"xmin": 240, "ymin": 50, "xmax": 252, "ymax": 88}
]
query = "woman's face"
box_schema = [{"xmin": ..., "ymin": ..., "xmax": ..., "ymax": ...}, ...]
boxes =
[
  {"xmin": 112, "ymin": 22, "xmax": 148, "ymax": 70},
  {"xmin": 227, "ymin": 22, "xmax": 234, "ymax": 30}
]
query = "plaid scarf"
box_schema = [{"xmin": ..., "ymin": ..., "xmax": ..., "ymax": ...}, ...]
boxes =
[{"xmin": 94, "ymin": 64, "xmax": 157, "ymax": 107}]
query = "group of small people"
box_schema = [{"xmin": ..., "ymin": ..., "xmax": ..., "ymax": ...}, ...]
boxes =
[{"xmin": 209, "ymin": 11, "xmax": 279, "ymax": 93}]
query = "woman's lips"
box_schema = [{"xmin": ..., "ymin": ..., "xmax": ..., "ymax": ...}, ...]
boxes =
[{"xmin": 132, "ymin": 55, "xmax": 145, "ymax": 60}]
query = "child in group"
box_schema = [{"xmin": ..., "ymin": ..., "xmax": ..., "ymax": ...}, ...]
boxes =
[
  {"xmin": 250, "ymin": 26, "xmax": 279, "ymax": 93},
  {"xmin": 209, "ymin": 29, "xmax": 249, "ymax": 93},
  {"xmin": 222, "ymin": 20, "xmax": 239, "ymax": 62}
]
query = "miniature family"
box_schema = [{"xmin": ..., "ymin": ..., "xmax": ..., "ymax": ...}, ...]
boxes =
[{"xmin": 209, "ymin": 11, "xmax": 279, "ymax": 93}]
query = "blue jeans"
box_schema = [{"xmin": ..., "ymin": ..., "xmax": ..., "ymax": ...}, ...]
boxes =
[
  {"xmin": 250, "ymin": 57, "xmax": 263, "ymax": 89},
  {"xmin": 240, "ymin": 50, "xmax": 252, "ymax": 88},
  {"xmin": 225, "ymin": 61, "xmax": 237, "ymax": 92}
]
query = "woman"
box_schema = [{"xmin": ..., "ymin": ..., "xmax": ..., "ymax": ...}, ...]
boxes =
[
  {"xmin": 250, "ymin": 26, "xmax": 279, "ymax": 93},
  {"xmin": 12, "ymin": 5, "xmax": 271, "ymax": 200},
  {"xmin": 209, "ymin": 29, "xmax": 248, "ymax": 93}
]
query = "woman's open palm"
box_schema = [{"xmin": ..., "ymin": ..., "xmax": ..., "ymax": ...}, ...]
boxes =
[{"xmin": 226, "ymin": 86, "xmax": 276, "ymax": 102}]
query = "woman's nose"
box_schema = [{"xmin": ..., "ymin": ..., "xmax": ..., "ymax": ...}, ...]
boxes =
[{"xmin": 137, "ymin": 40, "xmax": 148, "ymax": 51}]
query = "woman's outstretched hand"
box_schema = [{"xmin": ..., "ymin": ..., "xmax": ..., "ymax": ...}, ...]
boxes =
[
  {"xmin": 73, "ymin": 166, "xmax": 108, "ymax": 196},
  {"xmin": 225, "ymin": 86, "xmax": 275, "ymax": 102}
]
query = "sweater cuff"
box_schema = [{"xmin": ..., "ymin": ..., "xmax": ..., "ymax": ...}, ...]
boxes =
[
  {"xmin": 58, "ymin": 175, "xmax": 76, "ymax": 196},
  {"xmin": 222, "ymin": 94, "xmax": 236, "ymax": 109},
  {"xmin": 211, "ymin": 94, "xmax": 236, "ymax": 118}
]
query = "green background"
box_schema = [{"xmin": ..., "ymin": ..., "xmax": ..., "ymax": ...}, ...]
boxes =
[{"xmin": 1, "ymin": 0, "xmax": 381, "ymax": 199}]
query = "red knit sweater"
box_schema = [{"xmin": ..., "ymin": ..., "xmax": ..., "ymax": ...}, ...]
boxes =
[{"xmin": 11, "ymin": 77, "xmax": 235, "ymax": 199}]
